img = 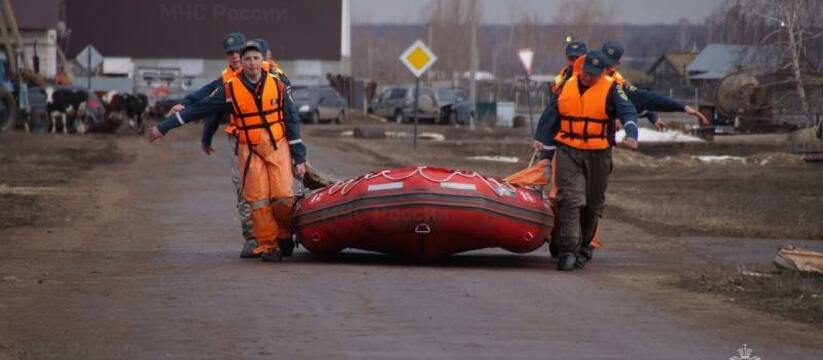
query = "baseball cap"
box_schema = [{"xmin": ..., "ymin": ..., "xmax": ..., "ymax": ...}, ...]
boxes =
[
  {"xmin": 601, "ymin": 40, "xmax": 624, "ymax": 65},
  {"xmin": 223, "ymin": 32, "xmax": 245, "ymax": 53},
  {"xmin": 582, "ymin": 50, "xmax": 608, "ymax": 76},
  {"xmin": 565, "ymin": 41, "xmax": 587, "ymax": 57}
]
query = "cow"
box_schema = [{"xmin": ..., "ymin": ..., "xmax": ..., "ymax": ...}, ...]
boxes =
[
  {"xmin": 106, "ymin": 92, "xmax": 148, "ymax": 133},
  {"xmin": 46, "ymin": 87, "xmax": 88, "ymax": 134}
]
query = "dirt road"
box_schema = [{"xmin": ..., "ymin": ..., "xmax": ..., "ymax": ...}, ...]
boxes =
[{"xmin": 1, "ymin": 126, "xmax": 822, "ymax": 359}]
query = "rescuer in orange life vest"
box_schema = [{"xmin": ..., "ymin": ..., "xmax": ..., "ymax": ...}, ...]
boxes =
[
  {"xmin": 159, "ymin": 32, "xmax": 260, "ymax": 258},
  {"xmin": 153, "ymin": 34, "xmax": 300, "ymax": 259},
  {"xmin": 564, "ymin": 39, "xmax": 710, "ymax": 130},
  {"xmin": 149, "ymin": 40, "xmax": 306, "ymax": 262},
  {"xmin": 533, "ymin": 50, "xmax": 639, "ymax": 271},
  {"xmin": 551, "ymin": 41, "xmax": 587, "ymax": 94}
]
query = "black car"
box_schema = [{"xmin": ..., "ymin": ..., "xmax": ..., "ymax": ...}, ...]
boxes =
[{"xmin": 292, "ymin": 86, "xmax": 347, "ymax": 124}]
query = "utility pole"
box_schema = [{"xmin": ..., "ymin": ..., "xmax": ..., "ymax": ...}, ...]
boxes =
[
  {"xmin": 0, "ymin": 4, "xmax": 17, "ymax": 77},
  {"xmin": 468, "ymin": 0, "xmax": 478, "ymax": 130},
  {"xmin": 2, "ymin": 0, "xmax": 26, "ymax": 71},
  {"xmin": 427, "ymin": 17, "xmax": 433, "ymax": 84}
]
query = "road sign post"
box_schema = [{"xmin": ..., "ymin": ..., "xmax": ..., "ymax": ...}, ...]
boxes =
[
  {"xmin": 518, "ymin": 48, "xmax": 535, "ymax": 134},
  {"xmin": 76, "ymin": 45, "xmax": 102, "ymax": 91},
  {"xmin": 400, "ymin": 40, "xmax": 437, "ymax": 149}
]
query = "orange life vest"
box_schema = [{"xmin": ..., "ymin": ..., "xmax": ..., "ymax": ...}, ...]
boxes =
[
  {"xmin": 610, "ymin": 70, "xmax": 627, "ymax": 86},
  {"xmin": 554, "ymin": 75, "xmax": 615, "ymax": 150},
  {"xmin": 221, "ymin": 66, "xmax": 237, "ymax": 83},
  {"xmin": 572, "ymin": 56, "xmax": 585, "ymax": 76},
  {"xmin": 224, "ymin": 72, "xmax": 286, "ymax": 145},
  {"xmin": 552, "ymin": 63, "xmax": 575, "ymax": 94},
  {"xmin": 221, "ymin": 66, "xmax": 240, "ymax": 135}
]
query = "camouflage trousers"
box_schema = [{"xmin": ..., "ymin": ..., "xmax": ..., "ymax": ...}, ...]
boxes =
[{"xmin": 228, "ymin": 135, "xmax": 256, "ymax": 242}]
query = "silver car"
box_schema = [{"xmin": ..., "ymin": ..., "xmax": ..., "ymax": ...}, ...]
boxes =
[
  {"xmin": 371, "ymin": 85, "xmax": 439, "ymax": 123},
  {"xmin": 292, "ymin": 86, "xmax": 347, "ymax": 124}
]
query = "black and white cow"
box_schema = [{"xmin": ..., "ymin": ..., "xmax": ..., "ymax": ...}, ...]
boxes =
[{"xmin": 46, "ymin": 87, "xmax": 88, "ymax": 134}]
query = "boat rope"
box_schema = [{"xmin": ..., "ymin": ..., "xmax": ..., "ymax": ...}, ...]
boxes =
[{"xmin": 325, "ymin": 166, "xmax": 517, "ymax": 197}]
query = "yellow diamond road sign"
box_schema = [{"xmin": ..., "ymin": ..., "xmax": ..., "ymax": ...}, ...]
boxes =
[{"xmin": 400, "ymin": 40, "xmax": 437, "ymax": 78}]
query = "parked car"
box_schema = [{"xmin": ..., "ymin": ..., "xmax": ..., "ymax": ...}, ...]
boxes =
[
  {"xmin": 292, "ymin": 85, "xmax": 347, "ymax": 124},
  {"xmin": 371, "ymin": 85, "xmax": 439, "ymax": 123},
  {"xmin": 436, "ymin": 88, "xmax": 474, "ymax": 125}
]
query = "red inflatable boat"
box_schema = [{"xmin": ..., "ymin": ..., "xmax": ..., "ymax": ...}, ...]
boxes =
[{"xmin": 294, "ymin": 166, "xmax": 552, "ymax": 260}]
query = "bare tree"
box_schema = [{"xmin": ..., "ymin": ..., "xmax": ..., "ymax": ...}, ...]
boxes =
[
  {"xmin": 747, "ymin": 0, "xmax": 823, "ymax": 117},
  {"xmin": 677, "ymin": 17, "xmax": 691, "ymax": 52},
  {"xmin": 552, "ymin": 0, "xmax": 620, "ymax": 47},
  {"xmin": 423, "ymin": 0, "xmax": 482, "ymax": 82},
  {"xmin": 710, "ymin": 0, "xmax": 823, "ymax": 117}
]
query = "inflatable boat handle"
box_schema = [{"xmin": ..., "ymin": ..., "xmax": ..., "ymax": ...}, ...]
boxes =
[{"xmin": 415, "ymin": 223, "xmax": 432, "ymax": 234}]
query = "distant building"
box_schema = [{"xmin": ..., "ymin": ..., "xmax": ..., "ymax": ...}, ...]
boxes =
[
  {"xmin": 5, "ymin": 0, "xmax": 61, "ymax": 79},
  {"xmin": 63, "ymin": 0, "xmax": 350, "ymax": 96},
  {"xmin": 647, "ymin": 52, "xmax": 697, "ymax": 91}
]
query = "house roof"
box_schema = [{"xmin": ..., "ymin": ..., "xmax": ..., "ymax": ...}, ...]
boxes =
[
  {"xmin": 647, "ymin": 52, "xmax": 697, "ymax": 77},
  {"xmin": 686, "ymin": 44, "xmax": 784, "ymax": 79},
  {"xmin": 665, "ymin": 53, "xmax": 698, "ymax": 76}
]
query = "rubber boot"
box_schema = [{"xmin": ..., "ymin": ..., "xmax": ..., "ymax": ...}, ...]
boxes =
[
  {"xmin": 579, "ymin": 247, "xmax": 594, "ymax": 261},
  {"xmin": 261, "ymin": 248, "xmax": 283, "ymax": 262},
  {"xmin": 557, "ymin": 253, "xmax": 577, "ymax": 271},
  {"xmin": 240, "ymin": 240, "xmax": 259, "ymax": 259}
]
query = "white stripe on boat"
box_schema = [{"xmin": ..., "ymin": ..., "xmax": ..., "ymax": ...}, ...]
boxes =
[
  {"xmin": 440, "ymin": 182, "xmax": 477, "ymax": 191},
  {"xmin": 367, "ymin": 182, "xmax": 404, "ymax": 191}
]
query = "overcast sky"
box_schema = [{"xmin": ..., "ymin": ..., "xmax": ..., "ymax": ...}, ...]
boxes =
[{"xmin": 351, "ymin": 0, "xmax": 726, "ymax": 25}]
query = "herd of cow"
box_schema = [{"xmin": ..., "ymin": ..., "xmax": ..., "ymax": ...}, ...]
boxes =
[{"xmin": 21, "ymin": 86, "xmax": 153, "ymax": 135}]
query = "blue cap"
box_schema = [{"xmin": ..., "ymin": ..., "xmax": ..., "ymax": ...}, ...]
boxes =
[
  {"xmin": 253, "ymin": 38, "xmax": 269, "ymax": 56},
  {"xmin": 241, "ymin": 39, "xmax": 264, "ymax": 55},
  {"xmin": 582, "ymin": 50, "xmax": 608, "ymax": 76},
  {"xmin": 565, "ymin": 41, "xmax": 587, "ymax": 57},
  {"xmin": 601, "ymin": 40, "xmax": 624, "ymax": 65},
  {"xmin": 223, "ymin": 32, "xmax": 245, "ymax": 53}
]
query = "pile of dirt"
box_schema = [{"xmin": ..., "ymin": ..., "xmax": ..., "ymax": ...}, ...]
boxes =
[
  {"xmin": 612, "ymin": 148, "xmax": 659, "ymax": 167},
  {"xmin": 678, "ymin": 267, "xmax": 823, "ymax": 329}
]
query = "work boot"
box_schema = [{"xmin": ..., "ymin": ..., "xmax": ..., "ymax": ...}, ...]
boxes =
[
  {"xmin": 239, "ymin": 240, "xmax": 259, "ymax": 259},
  {"xmin": 575, "ymin": 253, "xmax": 588, "ymax": 269},
  {"xmin": 261, "ymin": 248, "xmax": 283, "ymax": 262},
  {"xmin": 557, "ymin": 253, "xmax": 577, "ymax": 271}
]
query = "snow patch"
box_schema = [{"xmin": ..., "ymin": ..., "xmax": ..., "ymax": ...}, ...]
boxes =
[
  {"xmin": 696, "ymin": 155, "xmax": 746, "ymax": 163},
  {"xmin": 615, "ymin": 128, "xmax": 705, "ymax": 143}
]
